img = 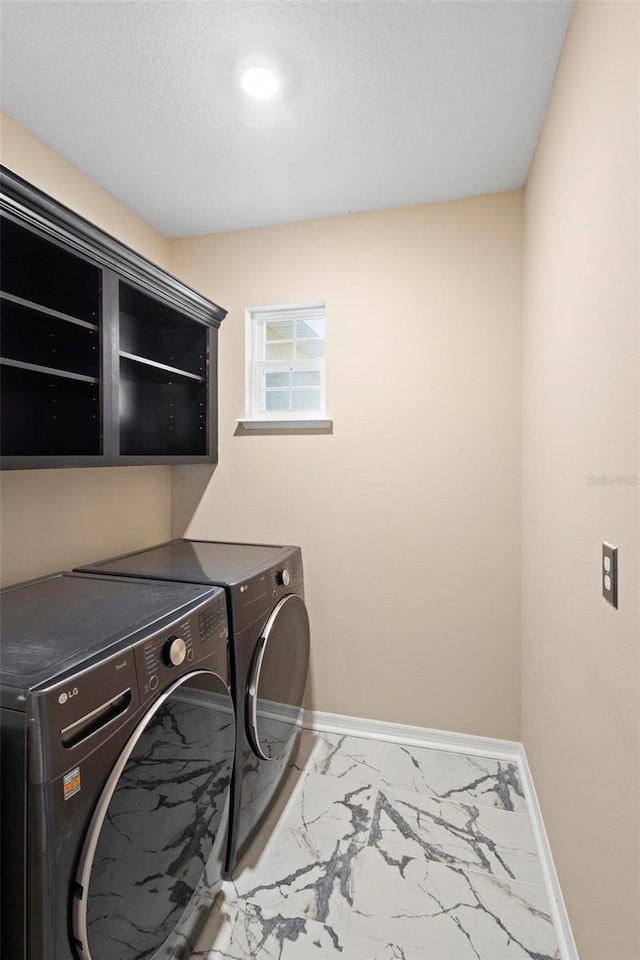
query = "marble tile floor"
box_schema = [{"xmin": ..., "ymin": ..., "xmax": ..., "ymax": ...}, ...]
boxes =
[{"xmin": 192, "ymin": 731, "xmax": 561, "ymax": 960}]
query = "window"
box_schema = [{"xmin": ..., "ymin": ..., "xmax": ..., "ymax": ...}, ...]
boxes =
[{"xmin": 243, "ymin": 301, "xmax": 328, "ymax": 425}]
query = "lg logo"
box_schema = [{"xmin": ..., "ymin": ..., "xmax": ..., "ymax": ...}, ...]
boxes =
[{"xmin": 58, "ymin": 687, "xmax": 79, "ymax": 705}]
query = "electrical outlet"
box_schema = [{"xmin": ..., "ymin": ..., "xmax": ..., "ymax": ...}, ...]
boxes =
[{"xmin": 602, "ymin": 542, "xmax": 618, "ymax": 608}]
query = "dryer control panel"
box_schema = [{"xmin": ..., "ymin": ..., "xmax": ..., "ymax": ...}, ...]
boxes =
[{"xmin": 232, "ymin": 546, "xmax": 304, "ymax": 634}]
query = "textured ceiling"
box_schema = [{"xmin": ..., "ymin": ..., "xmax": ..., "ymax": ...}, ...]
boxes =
[{"xmin": 1, "ymin": 1, "xmax": 574, "ymax": 237}]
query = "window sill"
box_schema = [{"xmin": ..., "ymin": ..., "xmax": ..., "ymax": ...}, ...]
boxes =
[{"xmin": 235, "ymin": 417, "xmax": 333, "ymax": 430}]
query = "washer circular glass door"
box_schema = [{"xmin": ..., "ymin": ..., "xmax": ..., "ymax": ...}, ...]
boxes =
[
  {"xmin": 246, "ymin": 594, "xmax": 310, "ymax": 761},
  {"xmin": 73, "ymin": 670, "xmax": 235, "ymax": 960}
]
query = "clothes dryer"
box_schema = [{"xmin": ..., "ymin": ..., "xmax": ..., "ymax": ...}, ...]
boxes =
[
  {"xmin": 77, "ymin": 540, "xmax": 310, "ymax": 873},
  {"xmin": 0, "ymin": 572, "xmax": 234, "ymax": 960}
]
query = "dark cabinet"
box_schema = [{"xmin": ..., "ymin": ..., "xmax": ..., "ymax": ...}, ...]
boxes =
[
  {"xmin": 0, "ymin": 166, "xmax": 226, "ymax": 469},
  {"xmin": 117, "ymin": 282, "xmax": 210, "ymax": 458}
]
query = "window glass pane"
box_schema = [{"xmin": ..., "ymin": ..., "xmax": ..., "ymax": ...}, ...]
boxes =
[
  {"xmin": 292, "ymin": 389, "xmax": 321, "ymax": 411},
  {"xmin": 266, "ymin": 341, "xmax": 294, "ymax": 362},
  {"xmin": 296, "ymin": 317, "xmax": 324, "ymax": 339},
  {"xmin": 265, "ymin": 371, "xmax": 291, "ymax": 388},
  {"xmin": 250, "ymin": 303, "xmax": 326, "ymax": 419},
  {"xmin": 265, "ymin": 320, "xmax": 294, "ymax": 341},
  {"xmin": 292, "ymin": 370, "xmax": 320, "ymax": 387},
  {"xmin": 296, "ymin": 340, "xmax": 324, "ymax": 360},
  {"xmin": 265, "ymin": 390, "xmax": 290, "ymax": 411}
]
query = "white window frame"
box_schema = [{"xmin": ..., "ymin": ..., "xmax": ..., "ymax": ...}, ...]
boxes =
[{"xmin": 238, "ymin": 301, "xmax": 331, "ymax": 429}]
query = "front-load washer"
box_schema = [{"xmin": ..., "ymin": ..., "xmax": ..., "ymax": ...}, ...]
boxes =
[
  {"xmin": 0, "ymin": 571, "xmax": 234, "ymax": 960},
  {"xmin": 76, "ymin": 539, "xmax": 311, "ymax": 873}
]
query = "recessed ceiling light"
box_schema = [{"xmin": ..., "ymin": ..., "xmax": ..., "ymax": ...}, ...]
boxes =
[{"xmin": 241, "ymin": 66, "xmax": 279, "ymax": 100}]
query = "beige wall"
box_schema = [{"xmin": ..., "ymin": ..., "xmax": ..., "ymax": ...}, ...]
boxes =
[
  {"xmin": 171, "ymin": 192, "xmax": 523, "ymax": 739},
  {"xmin": 0, "ymin": 114, "xmax": 172, "ymax": 586},
  {"xmin": 1, "ymin": 114, "xmax": 171, "ymax": 269},
  {"xmin": 522, "ymin": 3, "xmax": 639, "ymax": 957}
]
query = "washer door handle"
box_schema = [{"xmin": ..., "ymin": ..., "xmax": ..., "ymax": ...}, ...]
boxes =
[{"xmin": 247, "ymin": 635, "xmax": 267, "ymax": 702}]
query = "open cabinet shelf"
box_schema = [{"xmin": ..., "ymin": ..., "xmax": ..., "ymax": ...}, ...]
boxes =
[
  {"xmin": 0, "ymin": 166, "xmax": 226, "ymax": 469},
  {"xmin": 0, "ymin": 358, "xmax": 99, "ymax": 384},
  {"xmin": 119, "ymin": 355, "xmax": 208, "ymax": 457},
  {"xmin": 1, "ymin": 293, "xmax": 100, "ymax": 381},
  {"xmin": 1, "ymin": 363, "xmax": 101, "ymax": 457},
  {"xmin": 119, "ymin": 352, "xmax": 205, "ymax": 382},
  {"xmin": 0, "ymin": 292, "xmax": 99, "ymax": 331}
]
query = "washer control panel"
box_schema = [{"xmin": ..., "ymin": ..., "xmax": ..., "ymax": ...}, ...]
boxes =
[
  {"xmin": 163, "ymin": 635, "xmax": 187, "ymax": 667},
  {"xmin": 134, "ymin": 589, "xmax": 228, "ymax": 702},
  {"xmin": 142, "ymin": 618, "xmax": 193, "ymax": 678},
  {"xmin": 198, "ymin": 599, "xmax": 228, "ymax": 646}
]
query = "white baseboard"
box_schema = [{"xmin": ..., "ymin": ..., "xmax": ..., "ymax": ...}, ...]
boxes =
[
  {"xmin": 304, "ymin": 708, "xmax": 522, "ymax": 761},
  {"xmin": 303, "ymin": 708, "xmax": 579, "ymax": 960},
  {"xmin": 518, "ymin": 745, "xmax": 579, "ymax": 960}
]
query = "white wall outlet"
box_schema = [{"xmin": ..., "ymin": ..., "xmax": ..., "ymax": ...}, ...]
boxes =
[{"xmin": 602, "ymin": 542, "xmax": 618, "ymax": 608}]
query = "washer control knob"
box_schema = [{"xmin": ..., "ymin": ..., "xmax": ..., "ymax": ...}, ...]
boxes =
[
  {"xmin": 163, "ymin": 636, "xmax": 187, "ymax": 667},
  {"xmin": 278, "ymin": 568, "xmax": 291, "ymax": 587}
]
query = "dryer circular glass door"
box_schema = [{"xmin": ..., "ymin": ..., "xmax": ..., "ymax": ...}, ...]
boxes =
[
  {"xmin": 73, "ymin": 670, "xmax": 235, "ymax": 960},
  {"xmin": 246, "ymin": 594, "xmax": 310, "ymax": 761}
]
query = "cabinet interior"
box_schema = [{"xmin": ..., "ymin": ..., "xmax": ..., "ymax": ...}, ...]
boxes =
[
  {"xmin": 0, "ymin": 216, "xmax": 103, "ymax": 458},
  {"xmin": 1, "ymin": 365, "xmax": 101, "ymax": 456},
  {"xmin": 1, "ymin": 216, "xmax": 101, "ymax": 322},
  {"xmin": 118, "ymin": 283, "xmax": 208, "ymax": 457}
]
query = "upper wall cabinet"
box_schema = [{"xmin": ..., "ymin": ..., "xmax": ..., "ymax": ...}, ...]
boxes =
[{"xmin": 0, "ymin": 166, "xmax": 226, "ymax": 470}]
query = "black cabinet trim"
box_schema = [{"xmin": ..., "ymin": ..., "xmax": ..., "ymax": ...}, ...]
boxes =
[
  {"xmin": 103, "ymin": 270, "xmax": 119, "ymax": 463},
  {"xmin": 0, "ymin": 165, "xmax": 226, "ymax": 329}
]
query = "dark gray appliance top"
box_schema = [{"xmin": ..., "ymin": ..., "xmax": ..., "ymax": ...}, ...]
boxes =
[
  {"xmin": 76, "ymin": 539, "xmax": 297, "ymax": 588},
  {"xmin": 0, "ymin": 571, "xmax": 220, "ymax": 707}
]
